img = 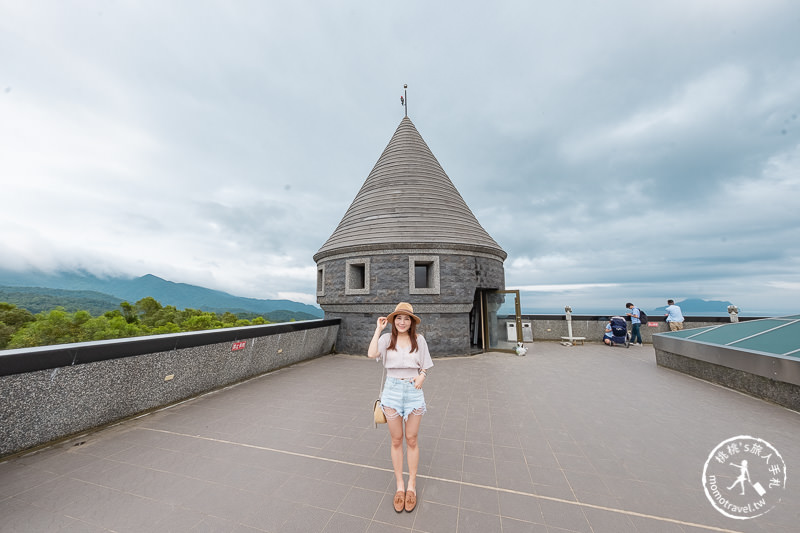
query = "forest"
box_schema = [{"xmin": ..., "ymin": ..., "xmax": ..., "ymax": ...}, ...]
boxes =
[{"xmin": 0, "ymin": 297, "xmax": 277, "ymax": 350}]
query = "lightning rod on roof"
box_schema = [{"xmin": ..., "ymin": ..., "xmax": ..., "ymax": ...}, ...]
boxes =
[{"xmin": 402, "ymin": 84, "xmax": 407, "ymax": 117}]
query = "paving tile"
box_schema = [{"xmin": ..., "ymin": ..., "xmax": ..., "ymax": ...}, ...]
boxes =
[
  {"xmin": 537, "ymin": 499, "xmax": 591, "ymax": 533},
  {"xmin": 464, "ymin": 429, "xmax": 493, "ymax": 444},
  {"xmin": 366, "ymin": 522, "xmax": 409, "ymax": 533},
  {"xmin": 412, "ymin": 500, "xmax": 458, "ymax": 533},
  {"xmin": 353, "ymin": 467, "xmax": 394, "ymax": 492},
  {"xmin": 66, "ymin": 483, "xmax": 187, "ymax": 532},
  {"xmin": 245, "ymin": 497, "xmax": 302, "ymax": 531},
  {"xmin": 524, "ymin": 450, "xmax": 562, "ymax": 469},
  {"xmin": 458, "ymin": 483, "xmax": 500, "ymax": 515},
  {"xmin": 3, "ymin": 347, "xmax": 800, "ymax": 533},
  {"xmin": 463, "ymin": 440, "xmax": 493, "ymax": 459},
  {"xmin": 461, "ymin": 469, "xmax": 498, "ymax": 488},
  {"xmin": 426, "ymin": 464, "xmax": 462, "ymax": 482},
  {"xmin": 321, "ymin": 512, "xmax": 370, "ymax": 533},
  {"xmin": 0, "ymin": 461, "xmax": 59, "ymax": 498},
  {"xmin": 462, "ymin": 454, "xmax": 494, "ymax": 476},
  {"xmin": 495, "ymin": 460, "xmax": 535, "ymax": 492},
  {"xmin": 562, "ymin": 471, "xmax": 612, "ymax": 496},
  {"xmin": 532, "ymin": 482, "xmax": 576, "ymax": 501},
  {"xmin": 0, "ymin": 497, "xmax": 109, "ymax": 533},
  {"xmin": 13, "ymin": 476, "xmax": 95, "ymax": 512},
  {"xmin": 188, "ymin": 515, "xmax": 265, "ymax": 532},
  {"xmin": 499, "ymin": 516, "xmax": 549, "ymax": 532},
  {"xmin": 456, "ymin": 508, "xmax": 502, "ymax": 533},
  {"xmin": 579, "ymin": 507, "xmax": 637, "ymax": 532},
  {"xmin": 278, "ymin": 503, "xmax": 334, "ymax": 533},
  {"xmin": 430, "ymin": 449, "xmax": 463, "ymax": 472},
  {"xmin": 625, "ymin": 515, "xmax": 685, "ymax": 532},
  {"xmin": 20, "ymin": 447, "xmax": 98, "ymax": 476},
  {"xmin": 553, "ymin": 453, "xmax": 596, "ymax": 474},
  {"xmin": 275, "ymin": 475, "xmax": 349, "ymax": 510},
  {"xmin": 180, "ymin": 483, "xmax": 266, "ymax": 524},
  {"xmin": 495, "ymin": 444, "xmax": 527, "ymax": 463},
  {"xmin": 336, "ymin": 486, "xmax": 383, "ymax": 519},
  {"xmin": 420, "ymin": 477, "xmax": 461, "ymax": 507},
  {"xmin": 498, "ymin": 491, "xmax": 545, "ymax": 523},
  {"xmin": 435, "ymin": 437, "xmax": 466, "ymax": 455}
]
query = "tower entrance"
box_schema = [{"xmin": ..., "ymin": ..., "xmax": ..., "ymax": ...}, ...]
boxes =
[{"xmin": 471, "ymin": 289, "xmax": 522, "ymax": 353}]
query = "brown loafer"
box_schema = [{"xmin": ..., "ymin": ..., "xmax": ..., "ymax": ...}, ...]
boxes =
[
  {"xmin": 393, "ymin": 491, "xmax": 405, "ymax": 513},
  {"xmin": 404, "ymin": 489, "xmax": 417, "ymax": 512}
]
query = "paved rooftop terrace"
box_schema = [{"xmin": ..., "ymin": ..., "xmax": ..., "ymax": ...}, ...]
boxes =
[{"xmin": 1, "ymin": 342, "xmax": 798, "ymax": 533}]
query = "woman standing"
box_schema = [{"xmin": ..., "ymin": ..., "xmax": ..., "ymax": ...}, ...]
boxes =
[{"xmin": 368, "ymin": 302, "xmax": 434, "ymax": 513}]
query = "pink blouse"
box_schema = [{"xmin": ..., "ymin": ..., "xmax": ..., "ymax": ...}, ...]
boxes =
[{"xmin": 377, "ymin": 333, "xmax": 434, "ymax": 378}]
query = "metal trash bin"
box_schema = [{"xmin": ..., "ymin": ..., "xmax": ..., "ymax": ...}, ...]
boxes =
[
  {"xmin": 522, "ymin": 322, "xmax": 533, "ymax": 342},
  {"xmin": 507, "ymin": 321, "xmax": 534, "ymax": 342}
]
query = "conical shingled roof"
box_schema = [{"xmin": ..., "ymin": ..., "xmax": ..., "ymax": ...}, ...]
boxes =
[{"xmin": 314, "ymin": 117, "xmax": 506, "ymax": 261}]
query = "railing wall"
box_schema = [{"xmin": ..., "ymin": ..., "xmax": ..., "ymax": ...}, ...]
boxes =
[
  {"xmin": 521, "ymin": 315, "xmax": 764, "ymax": 344},
  {"xmin": 0, "ymin": 319, "xmax": 340, "ymax": 458}
]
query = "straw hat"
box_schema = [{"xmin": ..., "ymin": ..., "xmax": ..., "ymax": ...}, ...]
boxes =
[{"xmin": 387, "ymin": 302, "xmax": 421, "ymax": 324}]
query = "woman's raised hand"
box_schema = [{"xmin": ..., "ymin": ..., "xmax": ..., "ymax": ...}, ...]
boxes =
[{"xmin": 376, "ymin": 316, "xmax": 388, "ymax": 330}]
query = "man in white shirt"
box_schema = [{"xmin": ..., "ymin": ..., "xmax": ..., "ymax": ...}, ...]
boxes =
[{"xmin": 665, "ymin": 299, "xmax": 685, "ymax": 331}]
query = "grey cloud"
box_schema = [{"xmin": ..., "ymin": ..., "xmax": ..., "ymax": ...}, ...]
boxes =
[{"xmin": 1, "ymin": 1, "xmax": 799, "ymax": 313}]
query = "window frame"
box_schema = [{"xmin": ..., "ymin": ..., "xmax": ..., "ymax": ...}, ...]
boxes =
[
  {"xmin": 316, "ymin": 265, "xmax": 326, "ymax": 297},
  {"xmin": 345, "ymin": 257, "xmax": 371, "ymax": 295},
  {"xmin": 409, "ymin": 255, "xmax": 440, "ymax": 295}
]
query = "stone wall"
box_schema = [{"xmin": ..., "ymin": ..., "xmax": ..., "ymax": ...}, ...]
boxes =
[
  {"xmin": 0, "ymin": 320, "xmax": 339, "ymax": 458},
  {"xmin": 318, "ymin": 250, "xmax": 504, "ymax": 355},
  {"xmin": 324, "ymin": 311, "xmax": 471, "ymax": 355},
  {"xmin": 652, "ymin": 329, "xmax": 800, "ymax": 412}
]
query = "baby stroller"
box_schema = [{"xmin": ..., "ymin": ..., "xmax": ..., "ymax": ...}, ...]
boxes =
[{"xmin": 606, "ymin": 316, "xmax": 630, "ymax": 347}]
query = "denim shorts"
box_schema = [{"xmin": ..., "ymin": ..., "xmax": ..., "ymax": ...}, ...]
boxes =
[{"xmin": 381, "ymin": 377, "xmax": 426, "ymax": 421}]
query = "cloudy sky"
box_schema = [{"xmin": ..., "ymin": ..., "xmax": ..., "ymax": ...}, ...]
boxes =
[{"xmin": 1, "ymin": 1, "xmax": 799, "ymax": 315}]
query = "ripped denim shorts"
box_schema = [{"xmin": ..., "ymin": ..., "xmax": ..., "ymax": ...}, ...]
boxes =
[{"xmin": 381, "ymin": 377, "xmax": 426, "ymax": 421}]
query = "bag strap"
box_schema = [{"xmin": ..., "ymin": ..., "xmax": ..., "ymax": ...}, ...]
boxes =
[{"xmin": 378, "ymin": 354, "xmax": 386, "ymax": 397}]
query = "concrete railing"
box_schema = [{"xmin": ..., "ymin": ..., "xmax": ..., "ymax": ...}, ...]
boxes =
[
  {"xmin": 0, "ymin": 319, "xmax": 340, "ymax": 458},
  {"xmin": 521, "ymin": 315, "xmax": 766, "ymax": 344}
]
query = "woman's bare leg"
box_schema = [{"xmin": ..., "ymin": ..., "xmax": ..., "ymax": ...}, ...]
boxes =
[
  {"xmin": 386, "ymin": 408, "xmax": 406, "ymax": 491},
  {"xmin": 404, "ymin": 411, "xmax": 423, "ymax": 492}
]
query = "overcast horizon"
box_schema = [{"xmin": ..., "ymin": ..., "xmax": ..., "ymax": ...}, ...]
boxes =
[{"xmin": 2, "ymin": 1, "xmax": 799, "ymax": 316}]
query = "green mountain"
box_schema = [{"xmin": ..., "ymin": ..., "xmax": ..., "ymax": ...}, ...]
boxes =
[
  {"xmin": 0, "ymin": 286, "xmax": 122, "ymax": 315},
  {"xmin": 0, "ymin": 269, "xmax": 323, "ymax": 319}
]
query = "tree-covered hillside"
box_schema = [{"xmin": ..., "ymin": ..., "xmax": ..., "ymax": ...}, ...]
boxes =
[{"xmin": 0, "ymin": 297, "xmax": 288, "ymax": 350}]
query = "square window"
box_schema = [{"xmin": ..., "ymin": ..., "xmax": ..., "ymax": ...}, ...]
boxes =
[
  {"xmin": 316, "ymin": 266, "xmax": 325, "ymax": 296},
  {"xmin": 350, "ymin": 264, "xmax": 365, "ymax": 289},
  {"xmin": 345, "ymin": 258, "xmax": 370, "ymax": 295},
  {"xmin": 415, "ymin": 263, "xmax": 431, "ymax": 289},
  {"xmin": 409, "ymin": 255, "xmax": 440, "ymax": 295}
]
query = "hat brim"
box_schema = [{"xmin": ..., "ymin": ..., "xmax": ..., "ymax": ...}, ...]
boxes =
[{"xmin": 387, "ymin": 310, "xmax": 421, "ymax": 324}]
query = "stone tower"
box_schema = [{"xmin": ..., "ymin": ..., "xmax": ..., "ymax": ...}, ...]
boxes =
[{"xmin": 314, "ymin": 117, "xmax": 507, "ymax": 355}]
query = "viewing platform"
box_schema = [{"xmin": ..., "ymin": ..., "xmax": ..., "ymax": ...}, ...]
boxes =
[{"xmin": 2, "ymin": 341, "xmax": 797, "ymax": 533}]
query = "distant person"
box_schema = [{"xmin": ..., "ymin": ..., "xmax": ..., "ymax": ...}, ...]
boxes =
[
  {"xmin": 603, "ymin": 320, "xmax": 614, "ymax": 345},
  {"xmin": 665, "ymin": 299, "xmax": 684, "ymax": 331},
  {"xmin": 625, "ymin": 303, "xmax": 643, "ymax": 346}
]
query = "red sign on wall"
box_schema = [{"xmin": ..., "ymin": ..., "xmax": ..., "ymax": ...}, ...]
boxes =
[
  {"xmin": 231, "ymin": 341, "xmax": 247, "ymax": 351},
  {"xmin": 647, "ymin": 322, "xmax": 659, "ymax": 327}
]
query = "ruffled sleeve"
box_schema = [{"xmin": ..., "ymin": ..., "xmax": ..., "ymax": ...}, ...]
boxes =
[
  {"xmin": 376, "ymin": 332, "xmax": 390, "ymax": 363},
  {"xmin": 417, "ymin": 335, "xmax": 434, "ymax": 370}
]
